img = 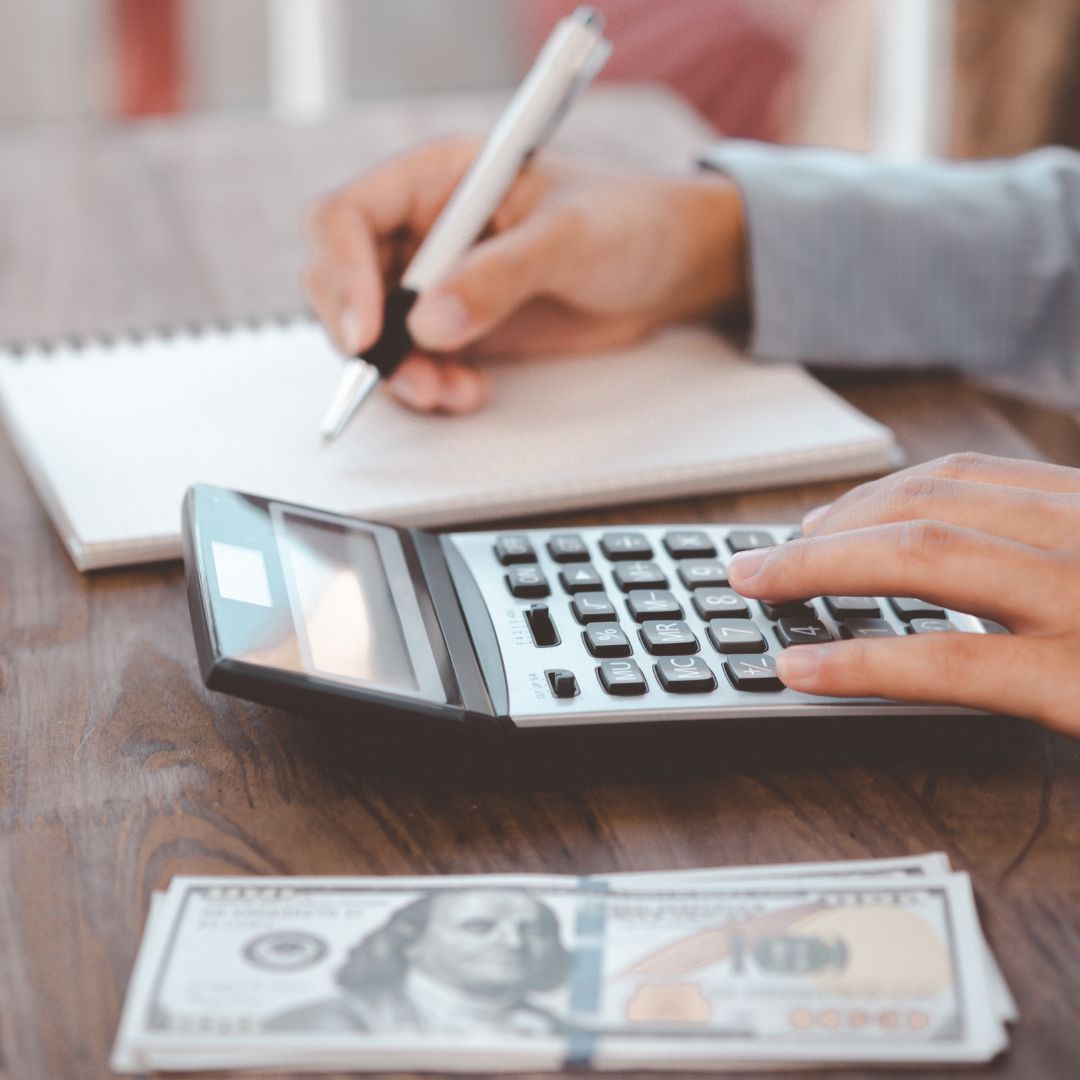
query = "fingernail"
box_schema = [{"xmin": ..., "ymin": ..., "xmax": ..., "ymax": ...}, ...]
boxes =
[
  {"xmin": 392, "ymin": 375, "xmax": 421, "ymax": 409},
  {"xmin": 776, "ymin": 647, "xmax": 823, "ymax": 685},
  {"xmin": 728, "ymin": 547, "xmax": 772, "ymax": 584},
  {"xmin": 801, "ymin": 502, "xmax": 831, "ymax": 530},
  {"xmin": 339, "ymin": 309, "xmax": 363, "ymax": 354},
  {"xmin": 408, "ymin": 291, "xmax": 470, "ymax": 348}
]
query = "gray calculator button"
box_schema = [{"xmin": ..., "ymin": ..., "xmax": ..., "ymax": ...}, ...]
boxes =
[
  {"xmin": 506, "ymin": 565, "xmax": 549, "ymax": 598},
  {"xmin": 890, "ymin": 597, "xmax": 947, "ymax": 621},
  {"xmin": 825, "ymin": 596, "xmax": 881, "ymax": 619},
  {"xmin": 626, "ymin": 590, "xmax": 683, "ymax": 622},
  {"xmin": 572, "ymin": 594, "xmax": 616, "ymax": 624},
  {"xmin": 724, "ymin": 654, "xmax": 784, "ymax": 691},
  {"xmin": 597, "ymin": 659, "xmax": 648, "ymax": 696},
  {"xmin": 839, "ymin": 618, "xmax": 896, "ymax": 639},
  {"xmin": 655, "ymin": 655, "xmax": 717, "ymax": 693},
  {"xmin": 692, "ymin": 588, "xmax": 749, "ymax": 619},
  {"xmin": 760, "ymin": 599, "xmax": 815, "ymax": 621},
  {"xmin": 559, "ymin": 565, "xmax": 604, "ymax": 594},
  {"xmin": 547, "ymin": 534, "xmax": 589, "ymax": 562},
  {"xmin": 584, "ymin": 623, "xmax": 633, "ymax": 658},
  {"xmin": 613, "ymin": 561, "xmax": 668, "ymax": 591},
  {"xmin": 907, "ymin": 617, "xmax": 956, "ymax": 634},
  {"xmin": 707, "ymin": 620, "xmax": 767, "ymax": 654},
  {"xmin": 726, "ymin": 530, "xmax": 776, "ymax": 553},
  {"xmin": 663, "ymin": 531, "xmax": 717, "ymax": 558},
  {"xmin": 639, "ymin": 621, "xmax": 699, "ymax": 656},
  {"xmin": 494, "ymin": 535, "xmax": 536, "ymax": 565},
  {"xmin": 775, "ymin": 618, "xmax": 833, "ymax": 648},
  {"xmin": 677, "ymin": 560, "xmax": 729, "ymax": 589},
  {"xmin": 600, "ymin": 532, "xmax": 653, "ymax": 561}
]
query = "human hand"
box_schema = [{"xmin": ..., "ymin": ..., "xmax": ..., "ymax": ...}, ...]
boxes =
[
  {"xmin": 303, "ymin": 137, "xmax": 746, "ymax": 413},
  {"xmin": 726, "ymin": 452, "xmax": 1080, "ymax": 735}
]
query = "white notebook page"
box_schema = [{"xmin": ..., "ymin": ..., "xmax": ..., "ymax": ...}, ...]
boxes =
[{"xmin": 0, "ymin": 322, "xmax": 899, "ymax": 570}]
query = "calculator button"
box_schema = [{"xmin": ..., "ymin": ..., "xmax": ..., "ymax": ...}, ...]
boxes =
[
  {"xmin": 693, "ymin": 588, "xmax": 750, "ymax": 619},
  {"xmin": 597, "ymin": 659, "xmax": 648, "ymax": 696},
  {"xmin": 759, "ymin": 600, "xmax": 815, "ymax": 621},
  {"xmin": 824, "ymin": 596, "xmax": 881, "ymax": 619},
  {"xmin": 545, "ymin": 669, "xmax": 579, "ymax": 698},
  {"xmin": 572, "ymin": 594, "xmax": 616, "ymax": 624},
  {"xmin": 724, "ymin": 654, "xmax": 784, "ymax": 691},
  {"xmin": 547, "ymin": 534, "xmax": 589, "ymax": 562},
  {"xmin": 600, "ymin": 532, "xmax": 653, "ymax": 561},
  {"xmin": 494, "ymin": 535, "xmax": 536, "ymax": 565},
  {"xmin": 907, "ymin": 617, "xmax": 956, "ymax": 634},
  {"xmin": 613, "ymin": 561, "xmax": 669, "ymax": 591},
  {"xmin": 559, "ymin": 565, "xmax": 604, "ymax": 594},
  {"xmin": 775, "ymin": 618, "xmax": 833, "ymax": 647},
  {"xmin": 626, "ymin": 590, "xmax": 684, "ymax": 622},
  {"xmin": 663, "ymin": 531, "xmax": 717, "ymax": 558},
  {"xmin": 890, "ymin": 597, "xmax": 947, "ymax": 621},
  {"xmin": 707, "ymin": 620, "xmax": 768, "ymax": 653},
  {"xmin": 726, "ymin": 530, "xmax": 776, "ymax": 553},
  {"xmin": 654, "ymin": 656, "xmax": 716, "ymax": 692},
  {"xmin": 676, "ymin": 560, "xmax": 729, "ymax": 589},
  {"xmin": 839, "ymin": 618, "xmax": 897, "ymax": 639},
  {"xmin": 506, "ymin": 565, "xmax": 549, "ymax": 598},
  {"xmin": 584, "ymin": 623, "xmax": 633, "ymax": 658},
  {"xmin": 980, "ymin": 618, "xmax": 1010, "ymax": 635},
  {"xmin": 524, "ymin": 604, "xmax": 559, "ymax": 648},
  {"xmin": 639, "ymin": 621, "xmax": 699, "ymax": 656}
]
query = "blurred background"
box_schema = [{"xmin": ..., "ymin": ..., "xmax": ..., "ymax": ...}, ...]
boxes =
[{"xmin": 2, "ymin": 0, "xmax": 1077, "ymax": 159}]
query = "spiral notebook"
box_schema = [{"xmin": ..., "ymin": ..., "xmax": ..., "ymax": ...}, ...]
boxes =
[{"xmin": 0, "ymin": 320, "xmax": 901, "ymax": 571}]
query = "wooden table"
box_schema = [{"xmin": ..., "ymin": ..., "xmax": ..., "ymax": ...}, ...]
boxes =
[{"xmin": 2, "ymin": 89, "xmax": 1079, "ymax": 1080}]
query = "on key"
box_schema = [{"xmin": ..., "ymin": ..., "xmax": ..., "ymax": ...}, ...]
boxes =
[
  {"xmin": 506, "ymin": 565, "xmax": 549, "ymax": 598},
  {"xmin": 655, "ymin": 655, "xmax": 717, "ymax": 693}
]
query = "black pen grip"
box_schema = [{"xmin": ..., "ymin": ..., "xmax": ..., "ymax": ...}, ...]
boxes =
[{"xmin": 359, "ymin": 286, "xmax": 419, "ymax": 377}]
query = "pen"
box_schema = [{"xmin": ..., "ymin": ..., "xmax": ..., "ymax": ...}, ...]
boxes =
[{"xmin": 320, "ymin": 6, "xmax": 611, "ymax": 440}]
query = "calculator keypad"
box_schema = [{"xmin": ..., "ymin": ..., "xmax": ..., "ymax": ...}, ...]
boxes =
[{"xmin": 449, "ymin": 523, "xmax": 988, "ymax": 726}]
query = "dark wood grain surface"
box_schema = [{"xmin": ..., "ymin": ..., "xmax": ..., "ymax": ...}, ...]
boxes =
[{"xmin": 2, "ymin": 89, "xmax": 1079, "ymax": 1080}]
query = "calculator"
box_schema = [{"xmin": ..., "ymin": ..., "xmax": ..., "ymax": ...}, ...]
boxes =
[{"xmin": 182, "ymin": 484, "xmax": 990, "ymax": 742}]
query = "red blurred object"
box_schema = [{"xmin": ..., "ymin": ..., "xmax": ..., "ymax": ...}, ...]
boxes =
[
  {"xmin": 521, "ymin": 0, "xmax": 832, "ymax": 143},
  {"xmin": 112, "ymin": 0, "xmax": 186, "ymax": 118}
]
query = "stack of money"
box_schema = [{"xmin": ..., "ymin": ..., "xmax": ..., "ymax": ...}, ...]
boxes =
[{"xmin": 112, "ymin": 854, "xmax": 1015, "ymax": 1073}]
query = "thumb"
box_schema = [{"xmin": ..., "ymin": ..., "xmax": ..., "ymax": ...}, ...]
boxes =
[{"xmin": 406, "ymin": 213, "xmax": 569, "ymax": 352}]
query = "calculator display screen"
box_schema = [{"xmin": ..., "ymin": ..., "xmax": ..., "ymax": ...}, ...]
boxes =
[{"xmin": 279, "ymin": 513, "xmax": 418, "ymax": 691}]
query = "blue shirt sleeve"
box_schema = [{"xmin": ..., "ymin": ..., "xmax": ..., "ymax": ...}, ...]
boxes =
[{"xmin": 700, "ymin": 140, "xmax": 1080, "ymax": 409}]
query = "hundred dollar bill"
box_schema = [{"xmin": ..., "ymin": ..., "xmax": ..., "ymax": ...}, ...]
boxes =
[{"xmin": 112, "ymin": 870, "xmax": 1006, "ymax": 1072}]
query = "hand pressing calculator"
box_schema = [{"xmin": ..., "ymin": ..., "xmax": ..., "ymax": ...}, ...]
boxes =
[{"xmin": 183, "ymin": 484, "xmax": 991, "ymax": 742}]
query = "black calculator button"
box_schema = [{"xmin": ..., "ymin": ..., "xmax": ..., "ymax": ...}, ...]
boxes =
[
  {"xmin": 506, "ymin": 565, "xmax": 549, "ymax": 598},
  {"xmin": 639, "ymin": 621, "xmax": 699, "ymax": 656},
  {"xmin": 663, "ymin": 531, "xmax": 717, "ymax": 558},
  {"xmin": 572, "ymin": 594, "xmax": 616, "ymax": 624},
  {"xmin": 600, "ymin": 532, "xmax": 653, "ymax": 561},
  {"xmin": 759, "ymin": 600, "xmax": 815, "ymax": 621},
  {"xmin": 613, "ymin": 561, "xmax": 668, "ymax": 591},
  {"xmin": 707, "ymin": 620, "xmax": 767, "ymax": 654},
  {"xmin": 890, "ymin": 597, "xmax": 947, "ymax": 621},
  {"xmin": 726, "ymin": 530, "xmax": 776, "ymax": 554},
  {"xmin": 547, "ymin": 534, "xmax": 589, "ymax": 562},
  {"xmin": 724, "ymin": 654, "xmax": 784, "ymax": 691},
  {"xmin": 655, "ymin": 656, "xmax": 717, "ymax": 693},
  {"xmin": 688, "ymin": 590, "xmax": 744, "ymax": 621},
  {"xmin": 775, "ymin": 618, "xmax": 833, "ymax": 647},
  {"xmin": 546, "ymin": 669, "xmax": 579, "ymax": 698},
  {"xmin": 525, "ymin": 604, "xmax": 559, "ymax": 647},
  {"xmin": 907, "ymin": 617, "xmax": 956, "ymax": 634},
  {"xmin": 824, "ymin": 596, "xmax": 881, "ymax": 619},
  {"xmin": 676, "ymin": 560, "xmax": 729, "ymax": 589},
  {"xmin": 598, "ymin": 659, "xmax": 648, "ymax": 696},
  {"xmin": 494, "ymin": 535, "xmax": 536, "ymax": 565},
  {"xmin": 559, "ymin": 565, "xmax": 604, "ymax": 594},
  {"xmin": 626, "ymin": 590, "xmax": 683, "ymax": 622},
  {"xmin": 839, "ymin": 618, "xmax": 897, "ymax": 639},
  {"xmin": 584, "ymin": 624, "xmax": 633, "ymax": 658}
]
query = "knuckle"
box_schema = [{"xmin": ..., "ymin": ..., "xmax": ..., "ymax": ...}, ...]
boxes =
[
  {"xmin": 888, "ymin": 475, "xmax": 943, "ymax": 517},
  {"xmin": 931, "ymin": 451, "xmax": 990, "ymax": 481},
  {"xmin": 895, "ymin": 519, "xmax": 955, "ymax": 561}
]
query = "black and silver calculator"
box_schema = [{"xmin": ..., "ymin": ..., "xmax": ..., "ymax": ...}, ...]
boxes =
[{"xmin": 182, "ymin": 484, "xmax": 990, "ymax": 742}]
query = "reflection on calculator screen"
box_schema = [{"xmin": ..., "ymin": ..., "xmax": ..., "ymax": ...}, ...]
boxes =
[{"xmin": 279, "ymin": 513, "xmax": 418, "ymax": 691}]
